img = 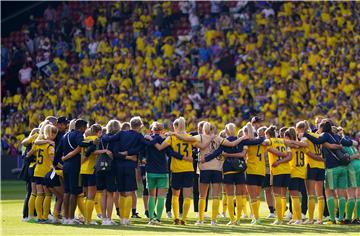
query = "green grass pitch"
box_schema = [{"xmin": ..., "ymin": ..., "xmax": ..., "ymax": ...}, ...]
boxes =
[{"xmin": 1, "ymin": 180, "xmax": 359, "ymax": 235}]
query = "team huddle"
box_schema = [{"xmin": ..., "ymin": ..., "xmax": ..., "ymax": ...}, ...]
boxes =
[{"xmin": 20, "ymin": 115, "xmax": 360, "ymax": 227}]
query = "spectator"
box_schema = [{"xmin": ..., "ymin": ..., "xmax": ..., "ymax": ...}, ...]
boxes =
[{"xmin": 18, "ymin": 64, "xmax": 32, "ymax": 86}]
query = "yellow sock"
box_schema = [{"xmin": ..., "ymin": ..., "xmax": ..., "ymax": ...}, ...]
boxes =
[
  {"xmin": 28, "ymin": 193, "xmax": 36, "ymax": 217},
  {"xmin": 172, "ymin": 195, "xmax": 179, "ymax": 220},
  {"xmin": 251, "ymin": 200, "xmax": 259, "ymax": 220},
  {"xmin": 124, "ymin": 196, "xmax": 132, "ymax": 219},
  {"xmin": 77, "ymin": 193, "xmax": 86, "ymax": 217},
  {"xmin": 85, "ymin": 199, "xmax": 95, "ymax": 223},
  {"xmin": 241, "ymin": 195, "xmax": 248, "ymax": 216},
  {"xmin": 94, "ymin": 192, "xmax": 102, "ymax": 215},
  {"xmin": 318, "ymin": 196, "xmax": 325, "ymax": 221},
  {"xmin": 275, "ymin": 195, "xmax": 283, "ymax": 221},
  {"xmin": 198, "ymin": 197, "xmax": 206, "ymax": 222},
  {"xmin": 227, "ymin": 195, "xmax": 235, "ymax": 223},
  {"xmin": 308, "ymin": 195, "xmax": 315, "ymax": 221},
  {"xmin": 182, "ymin": 198, "xmax": 191, "ymax": 222},
  {"xmin": 119, "ymin": 196, "xmax": 125, "ymax": 218},
  {"xmin": 212, "ymin": 197, "xmax": 220, "ymax": 221},
  {"xmin": 42, "ymin": 194, "xmax": 52, "ymax": 220},
  {"xmin": 281, "ymin": 197, "xmax": 287, "ymax": 217},
  {"xmin": 256, "ymin": 197, "xmax": 260, "ymax": 210},
  {"xmin": 35, "ymin": 193, "xmax": 44, "ymax": 220},
  {"xmin": 222, "ymin": 193, "xmax": 227, "ymax": 215},
  {"xmin": 236, "ymin": 195, "xmax": 243, "ymax": 221},
  {"xmin": 291, "ymin": 196, "xmax": 301, "ymax": 221}
]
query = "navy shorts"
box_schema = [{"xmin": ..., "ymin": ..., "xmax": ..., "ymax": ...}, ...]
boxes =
[
  {"xmin": 63, "ymin": 167, "xmax": 82, "ymax": 195},
  {"xmin": 28, "ymin": 167, "xmax": 35, "ymax": 183},
  {"xmin": 307, "ymin": 166, "xmax": 325, "ymax": 181},
  {"xmin": 96, "ymin": 169, "xmax": 116, "ymax": 192},
  {"xmin": 223, "ymin": 172, "xmax": 246, "ymax": 185},
  {"xmin": 246, "ymin": 174, "xmax": 265, "ymax": 186},
  {"xmin": 262, "ymin": 174, "xmax": 271, "ymax": 188},
  {"xmin": 171, "ymin": 171, "xmax": 194, "ymax": 189},
  {"xmin": 288, "ymin": 177, "xmax": 306, "ymax": 191},
  {"xmin": 200, "ymin": 170, "xmax": 222, "ymax": 184},
  {"xmin": 271, "ymin": 174, "xmax": 290, "ymax": 188},
  {"xmin": 34, "ymin": 177, "xmax": 44, "ymax": 185},
  {"xmin": 116, "ymin": 165, "xmax": 137, "ymax": 192},
  {"xmin": 82, "ymin": 174, "xmax": 96, "ymax": 187},
  {"xmin": 43, "ymin": 171, "xmax": 61, "ymax": 188}
]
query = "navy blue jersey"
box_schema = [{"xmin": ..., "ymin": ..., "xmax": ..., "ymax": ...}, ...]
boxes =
[
  {"xmin": 144, "ymin": 134, "xmax": 183, "ymax": 174},
  {"xmin": 304, "ymin": 132, "xmax": 353, "ymax": 169},
  {"xmin": 56, "ymin": 130, "xmax": 84, "ymax": 170}
]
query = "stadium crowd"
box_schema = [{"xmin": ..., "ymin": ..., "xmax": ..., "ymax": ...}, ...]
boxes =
[{"xmin": 1, "ymin": 1, "xmax": 360, "ymax": 152}]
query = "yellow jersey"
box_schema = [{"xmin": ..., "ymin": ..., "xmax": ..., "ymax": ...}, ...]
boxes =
[
  {"xmin": 290, "ymin": 147, "xmax": 307, "ymax": 179},
  {"xmin": 165, "ymin": 134, "xmax": 196, "ymax": 173},
  {"xmin": 246, "ymin": 144, "xmax": 267, "ymax": 176},
  {"xmin": 268, "ymin": 138, "xmax": 291, "ymax": 175},
  {"xmin": 33, "ymin": 143, "xmax": 54, "ymax": 178},
  {"xmin": 305, "ymin": 133, "xmax": 325, "ymax": 169},
  {"xmin": 80, "ymin": 135, "xmax": 98, "ymax": 175}
]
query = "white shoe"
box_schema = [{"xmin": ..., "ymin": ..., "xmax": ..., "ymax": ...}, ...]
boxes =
[
  {"xmin": 210, "ymin": 221, "xmax": 217, "ymax": 226},
  {"xmin": 102, "ymin": 218, "xmax": 109, "ymax": 225},
  {"xmin": 73, "ymin": 218, "xmax": 83, "ymax": 224},
  {"xmin": 267, "ymin": 213, "xmax": 276, "ymax": 219},
  {"xmin": 294, "ymin": 220, "xmax": 303, "ymax": 225},
  {"xmin": 125, "ymin": 219, "xmax": 131, "ymax": 225},
  {"xmin": 67, "ymin": 219, "xmax": 77, "ymax": 225},
  {"xmin": 284, "ymin": 212, "xmax": 292, "ymax": 220},
  {"xmin": 85, "ymin": 220, "xmax": 98, "ymax": 225},
  {"xmin": 226, "ymin": 221, "xmax": 236, "ymax": 226},
  {"xmin": 22, "ymin": 217, "xmax": 30, "ymax": 222},
  {"xmin": 204, "ymin": 213, "xmax": 210, "ymax": 219},
  {"xmin": 48, "ymin": 214, "xmax": 54, "ymax": 221},
  {"xmin": 241, "ymin": 214, "xmax": 248, "ymax": 219},
  {"xmin": 179, "ymin": 213, "xmax": 183, "ymax": 218},
  {"xmin": 108, "ymin": 220, "xmax": 117, "ymax": 225},
  {"xmin": 221, "ymin": 212, "xmax": 226, "ymax": 218},
  {"xmin": 195, "ymin": 212, "xmax": 199, "ymax": 219},
  {"xmin": 97, "ymin": 214, "xmax": 102, "ymax": 220},
  {"xmin": 195, "ymin": 221, "xmax": 204, "ymax": 225},
  {"xmin": 166, "ymin": 211, "xmax": 172, "ymax": 219},
  {"xmin": 271, "ymin": 220, "xmax": 283, "ymax": 225},
  {"xmin": 301, "ymin": 213, "xmax": 306, "ymax": 220},
  {"xmin": 62, "ymin": 218, "xmax": 69, "ymax": 225}
]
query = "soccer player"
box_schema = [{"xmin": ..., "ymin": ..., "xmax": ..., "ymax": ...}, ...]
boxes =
[
  {"xmin": 244, "ymin": 124, "xmax": 267, "ymax": 225},
  {"xmin": 265, "ymin": 126, "xmax": 292, "ymax": 225},
  {"xmin": 22, "ymin": 128, "xmax": 40, "ymax": 222},
  {"xmin": 59, "ymin": 119, "xmax": 88, "ymax": 225},
  {"xmin": 145, "ymin": 122, "xmax": 183, "ymax": 225},
  {"xmin": 285, "ymin": 128, "xmax": 307, "ymax": 224},
  {"xmin": 31, "ymin": 124, "xmax": 58, "ymax": 223}
]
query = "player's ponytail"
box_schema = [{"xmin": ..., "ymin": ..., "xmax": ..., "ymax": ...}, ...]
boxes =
[
  {"xmin": 44, "ymin": 124, "xmax": 58, "ymax": 140},
  {"xmin": 197, "ymin": 121, "xmax": 206, "ymax": 134},
  {"xmin": 243, "ymin": 122, "xmax": 254, "ymax": 139},
  {"xmin": 202, "ymin": 122, "xmax": 211, "ymax": 135},
  {"xmin": 174, "ymin": 117, "xmax": 186, "ymax": 133}
]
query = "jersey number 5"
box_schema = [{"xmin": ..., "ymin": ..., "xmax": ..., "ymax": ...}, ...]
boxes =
[{"xmin": 37, "ymin": 149, "xmax": 44, "ymax": 164}]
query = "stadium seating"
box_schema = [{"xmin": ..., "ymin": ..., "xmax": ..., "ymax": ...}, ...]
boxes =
[{"xmin": 1, "ymin": 1, "xmax": 359, "ymax": 144}]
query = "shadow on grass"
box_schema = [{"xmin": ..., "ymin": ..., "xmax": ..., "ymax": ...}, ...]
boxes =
[{"xmin": 61, "ymin": 218, "xmax": 360, "ymax": 234}]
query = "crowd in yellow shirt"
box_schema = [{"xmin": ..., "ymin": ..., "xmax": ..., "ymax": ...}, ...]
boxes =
[{"xmin": 1, "ymin": 2, "xmax": 359, "ymax": 145}]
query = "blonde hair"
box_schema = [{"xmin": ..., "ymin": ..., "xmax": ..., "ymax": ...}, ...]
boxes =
[
  {"xmin": 106, "ymin": 120, "xmax": 121, "ymax": 134},
  {"xmin": 202, "ymin": 122, "xmax": 212, "ymax": 135},
  {"xmin": 151, "ymin": 121, "xmax": 164, "ymax": 132},
  {"xmin": 130, "ymin": 116, "xmax": 143, "ymax": 129},
  {"xmin": 84, "ymin": 128, "xmax": 92, "ymax": 137},
  {"xmin": 121, "ymin": 122, "xmax": 131, "ymax": 131},
  {"xmin": 243, "ymin": 122, "xmax": 254, "ymax": 139},
  {"xmin": 37, "ymin": 120, "xmax": 51, "ymax": 141},
  {"xmin": 44, "ymin": 124, "xmax": 58, "ymax": 139},
  {"xmin": 173, "ymin": 117, "xmax": 186, "ymax": 132},
  {"xmin": 197, "ymin": 121, "xmax": 205, "ymax": 134},
  {"xmin": 45, "ymin": 116, "xmax": 57, "ymax": 125},
  {"xmin": 68, "ymin": 119, "xmax": 76, "ymax": 131},
  {"xmin": 225, "ymin": 123, "xmax": 236, "ymax": 136},
  {"xmin": 296, "ymin": 120, "xmax": 309, "ymax": 132}
]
